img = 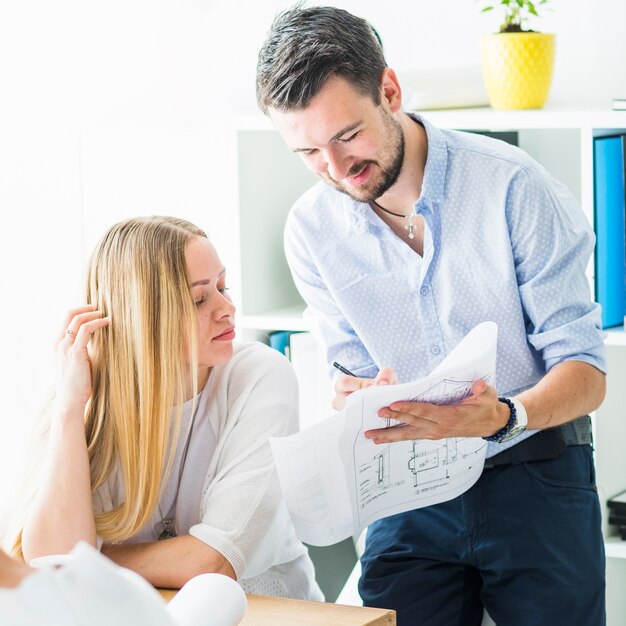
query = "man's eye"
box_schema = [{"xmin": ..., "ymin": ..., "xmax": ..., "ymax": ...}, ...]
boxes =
[{"xmin": 339, "ymin": 131, "xmax": 359, "ymax": 143}]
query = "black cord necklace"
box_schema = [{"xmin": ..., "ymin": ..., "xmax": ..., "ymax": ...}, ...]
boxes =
[
  {"xmin": 155, "ymin": 400, "xmax": 199, "ymax": 540},
  {"xmin": 370, "ymin": 199, "xmax": 417, "ymax": 240}
]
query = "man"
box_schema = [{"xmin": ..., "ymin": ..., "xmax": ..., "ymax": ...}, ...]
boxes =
[{"xmin": 256, "ymin": 5, "xmax": 607, "ymax": 626}]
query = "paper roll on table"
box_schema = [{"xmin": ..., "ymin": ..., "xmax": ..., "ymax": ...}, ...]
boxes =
[{"xmin": 167, "ymin": 573, "xmax": 247, "ymax": 626}]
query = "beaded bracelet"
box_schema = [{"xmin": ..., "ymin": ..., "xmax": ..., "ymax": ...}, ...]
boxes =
[{"xmin": 482, "ymin": 396, "xmax": 516, "ymax": 442}]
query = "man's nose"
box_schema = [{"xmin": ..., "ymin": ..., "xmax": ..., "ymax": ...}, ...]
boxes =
[{"xmin": 323, "ymin": 147, "xmax": 351, "ymax": 181}]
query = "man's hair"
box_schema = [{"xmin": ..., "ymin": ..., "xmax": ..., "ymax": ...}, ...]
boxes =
[{"xmin": 256, "ymin": 4, "xmax": 387, "ymax": 114}]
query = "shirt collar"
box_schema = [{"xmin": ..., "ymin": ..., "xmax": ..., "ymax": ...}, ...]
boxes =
[
  {"xmin": 342, "ymin": 194, "xmax": 373, "ymax": 234},
  {"xmin": 408, "ymin": 112, "xmax": 448, "ymax": 208}
]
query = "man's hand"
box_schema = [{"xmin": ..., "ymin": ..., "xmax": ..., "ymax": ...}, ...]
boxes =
[
  {"xmin": 333, "ymin": 367, "xmax": 398, "ymax": 410},
  {"xmin": 364, "ymin": 379, "xmax": 509, "ymax": 443}
]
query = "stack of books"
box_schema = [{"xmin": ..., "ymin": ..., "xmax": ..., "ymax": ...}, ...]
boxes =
[{"xmin": 608, "ymin": 490, "xmax": 626, "ymax": 540}]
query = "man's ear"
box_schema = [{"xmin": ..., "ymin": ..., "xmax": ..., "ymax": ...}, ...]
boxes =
[{"xmin": 380, "ymin": 67, "xmax": 403, "ymax": 113}]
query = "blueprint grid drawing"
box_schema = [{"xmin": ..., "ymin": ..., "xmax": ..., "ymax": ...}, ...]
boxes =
[{"xmin": 270, "ymin": 322, "xmax": 497, "ymax": 546}]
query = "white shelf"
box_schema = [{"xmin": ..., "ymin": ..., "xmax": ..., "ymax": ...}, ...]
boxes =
[
  {"xmin": 239, "ymin": 315, "xmax": 626, "ymax": 344},
  {"xmin": 605, "ymin": 537, "xmax": 626, "ymax": 559},
  {"xmin": 605, "ymin": 327, "xmax": 626, "ymax": 347},
  {"xmin": 236, "ymin": 107, "xmax": 626, "ymax": 133},
  {"xmin": 419, "ymin": 106, "xmax": 626, "ymax": 130},
  {"xmin": 239, "ymin": 305, "xmax": 310, "ymax": 332}
]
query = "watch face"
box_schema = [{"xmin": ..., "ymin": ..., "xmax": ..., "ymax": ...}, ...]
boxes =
[{"xmin": 499, "ymin": 424, "xmax": 525, "ymax": 443}]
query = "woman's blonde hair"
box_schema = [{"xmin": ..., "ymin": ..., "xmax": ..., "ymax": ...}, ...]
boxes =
[{"xmin": 12, "ymin": 216, "xmax": 207, "ymax": 554}]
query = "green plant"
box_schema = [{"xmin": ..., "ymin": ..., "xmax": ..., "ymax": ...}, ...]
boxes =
[{"xmin": 479, "ymin": 0, "xmax": 550, "ymax": 33}]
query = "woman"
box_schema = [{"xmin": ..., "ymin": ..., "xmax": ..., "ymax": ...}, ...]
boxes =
[{"xmin": 13, "ymin": 216, "xmax": 321, "ymax": 600}]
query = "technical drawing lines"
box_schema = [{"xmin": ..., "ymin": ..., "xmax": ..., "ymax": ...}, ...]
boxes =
[
  {"xmin": 374, "ymin": 446, "xmax": 391, "ymax": 488},
  {"xmin": 406, "ymin": 374, "xmax": 490, "ymax": 406}
]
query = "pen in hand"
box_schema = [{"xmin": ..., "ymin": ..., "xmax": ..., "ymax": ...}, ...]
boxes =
[{"xmin": 333, "ymin": 361, "xmax": 357, "ymax": 377}]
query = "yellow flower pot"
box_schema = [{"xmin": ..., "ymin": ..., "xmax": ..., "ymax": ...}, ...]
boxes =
[{"xmin": 480, "ymin": 33, "xmax": 555, "ymax": 110}]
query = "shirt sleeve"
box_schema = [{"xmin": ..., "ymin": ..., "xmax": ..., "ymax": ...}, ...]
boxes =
[
  {"xmin": 506, "ymin": 167, "xmax": 607, "ymax": 373},
  {"xmin": 284, "ymin": 210, "xmax": 378, "ymax": 380},
  {"xmin": 189, "ymin": 346, "xmax": 305, "ymax": 579}
]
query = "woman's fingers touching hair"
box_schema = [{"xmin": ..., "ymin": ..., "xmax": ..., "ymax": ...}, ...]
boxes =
[
  {"xmin": 54, "ymin": 311, "xmax": 110, "ymax": 412},
  {"xmin": 59, "ymin": 308, "xmax": 109, "ymax": 348},
  {"xmin": 58, "ymin": 305, "xmax": 98, "ymax": 341},
  {"xmin": 71, "ymin": 316, "xmax": 111, "ymax": 349}
]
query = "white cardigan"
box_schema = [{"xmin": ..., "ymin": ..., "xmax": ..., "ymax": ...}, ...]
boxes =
[{"xmin": 94, "ymin": 343, "xmax": 322, "ymax": 601}]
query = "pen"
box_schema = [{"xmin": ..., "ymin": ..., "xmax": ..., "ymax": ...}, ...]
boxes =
[{"xmin": 333, "ymin": 361, "xmax": 357, "ymax": 377}]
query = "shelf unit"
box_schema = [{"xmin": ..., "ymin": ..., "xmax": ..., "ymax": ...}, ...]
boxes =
[
  {"xmin": 232, "ymin": 118, "xmax": 314, "ymax": 334},
  {"xmin": 232, "ymin": 106, "xmax": 626, "ymax": 623}
]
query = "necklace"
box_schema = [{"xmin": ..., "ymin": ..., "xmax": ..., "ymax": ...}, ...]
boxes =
[
  {"xmin": 370, "ymin": 199, "xmax": 417, "ymax": 240},
  {"xmin": 154, "ymin": 399, "xmax": 200, "ymax": 541}
]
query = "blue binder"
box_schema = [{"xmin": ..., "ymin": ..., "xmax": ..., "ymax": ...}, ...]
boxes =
[
  {"xmin": 268, "ymin": 330, "xmax": 293, "ymax": 356},
  {"xmin": 593, "ymin": 135, "xmax": 626, "ymax": 328}
]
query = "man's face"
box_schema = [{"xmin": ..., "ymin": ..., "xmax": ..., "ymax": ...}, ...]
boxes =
[{"xmin": 268, "ymin": 75, "xmax": 404, "ymax": 203}]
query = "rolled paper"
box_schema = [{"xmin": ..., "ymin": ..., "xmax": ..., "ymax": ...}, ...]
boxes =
[{"xmin": 167, "ymin": 573, "xmax": 247, "ymax": 626}]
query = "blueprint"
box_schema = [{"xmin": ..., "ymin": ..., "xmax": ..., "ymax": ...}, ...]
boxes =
[{"xmin": 269, "ymin": 322, "xmax": 497, "ymax": 546}]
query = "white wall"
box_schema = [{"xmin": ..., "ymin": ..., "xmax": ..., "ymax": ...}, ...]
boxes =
[{"xmin": 0, "ymin": 0, "xmax": 624, "ymax": 518}]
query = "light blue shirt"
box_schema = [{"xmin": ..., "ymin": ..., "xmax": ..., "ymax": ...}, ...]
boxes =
[{"xmin": 284, "ymin": 114, "xmax": 606, "ymax": 457}]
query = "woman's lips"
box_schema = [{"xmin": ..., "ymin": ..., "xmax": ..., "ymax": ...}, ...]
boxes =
[{"xmin": 213, "ymin": 328, "xmax": 235, "ymax": 341}]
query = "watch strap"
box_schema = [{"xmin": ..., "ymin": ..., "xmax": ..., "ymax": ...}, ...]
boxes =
[{"xmin": 509, "ymin": 396, "xmax": 528, "ymax": 429}]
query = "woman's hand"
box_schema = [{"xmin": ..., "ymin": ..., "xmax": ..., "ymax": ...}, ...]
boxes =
[
  {"xmin": 21, "ymin": 306, "xmax": 108, "ymax": 560},
  {"xmin": 55, "ymin": 305, "xmax": 109, "ymax": 412},
  {"xmin": 332, "ymin": 367, "xmax": 398, "ymax": 410}
]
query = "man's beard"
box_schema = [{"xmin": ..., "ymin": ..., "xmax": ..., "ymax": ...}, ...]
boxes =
[{"xmin": 324, "ymin": 111, "xmax": 405, "ymax": 204}]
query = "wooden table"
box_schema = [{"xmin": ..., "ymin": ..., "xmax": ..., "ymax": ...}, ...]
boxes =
[{"xmin": 158, "ymin": 589, "xmax": 396, "ymax": 625}]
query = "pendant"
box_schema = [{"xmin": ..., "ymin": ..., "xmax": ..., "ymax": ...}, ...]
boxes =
[
  {"xmin": 405, "ymin": 214, "xmax": 415, "ymax": 240},
  {"xmin": 156, "ymin": 518, "xmax": 177, "ymax": 541}
]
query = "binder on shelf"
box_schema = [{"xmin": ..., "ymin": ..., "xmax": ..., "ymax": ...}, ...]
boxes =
[
  {"xmin": 608, "ymin": 490, "xmax": 626, "ymax": 541},
  {"xmin": 268, "ymin": 330, "xmax": 298, "ymax": 359},
  {"xmin": 593, "ymin": 135, "xmax": 626, "ymax": 328},
  {"xmin": 607, "ymin": 489, "xmax": 626, "ymax": 515},
  {"xmin": 288, "ymin": 331, "xmax": 335, "ymax": 431},
  {"xmin": 267, "ymin": 330, "xmax": 334, "ymax": 430},
  {"xmin": 289, "ymin": 332, "xmax": 320, "ymax": 431}
]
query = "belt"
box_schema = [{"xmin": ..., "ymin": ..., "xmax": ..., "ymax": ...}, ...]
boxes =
[{"xmin": 483, "ymin": 415, "xmax": 592, "ymax": 470}]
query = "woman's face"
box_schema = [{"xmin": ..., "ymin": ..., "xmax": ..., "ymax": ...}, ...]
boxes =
[{"xmin": 185, "ymin": 237, "xmax": 236, "ymax": 377}]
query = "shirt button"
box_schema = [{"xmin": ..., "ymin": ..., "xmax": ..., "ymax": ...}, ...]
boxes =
[
  {"xmin": 420, "ymin": 286, "xmax": 429, "ymax": 296},
  {"xmin": 431, "ymin": 345, "xmax": 441, "ymax": 355}
]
